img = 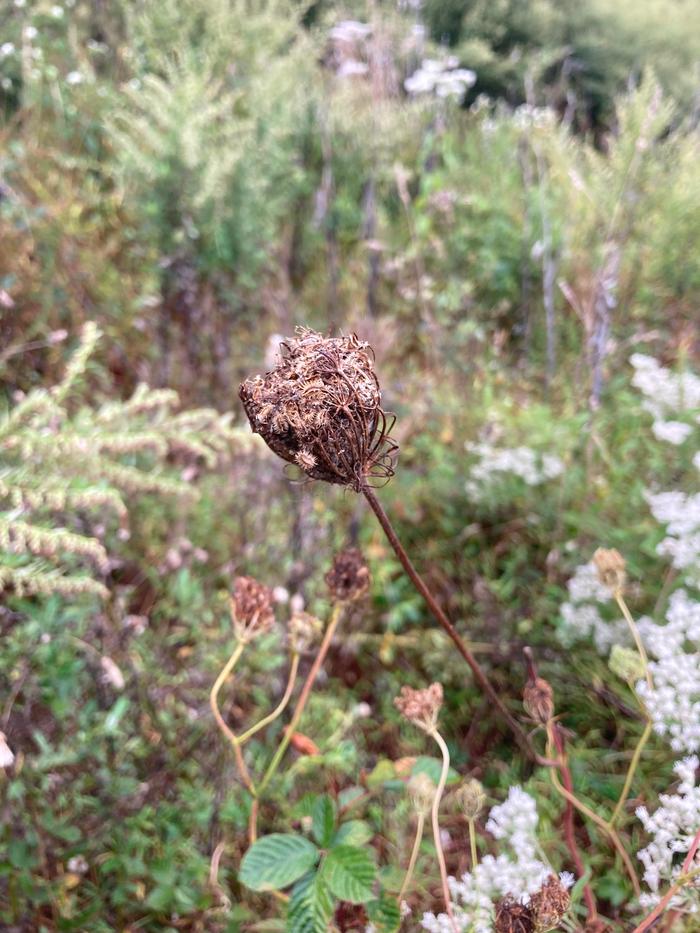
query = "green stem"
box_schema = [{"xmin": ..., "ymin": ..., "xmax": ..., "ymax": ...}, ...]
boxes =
[
  {"xmin": 609, "ymin": 717, "xmax": 652, "ymax": 827},
  {"xmin": 209, "ymin": 641, "xmax": 256, "ymax": 797},
  {"xmin": 237, "ymin": 653, "xmax": 300, "ymax": 745},
  {"xmin": 258, "ymin": 604, "xmax": 343, "ymax": 797},
  {"xmin": 468, "ymin": 819, "xmax": 478, "ymax": 869},
  {"xmin": 398, "ymin": 812, "xmax": 425, "ymax": 904}
]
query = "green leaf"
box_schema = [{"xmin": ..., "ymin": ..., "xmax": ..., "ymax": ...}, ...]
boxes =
[
  {"xmin": 411, "ymin": 756, "xmax": 460, "ymax": 786},
  {"xmin": 331, "ymin": 820, "xmax": 373, "ymax": 848},
  {"xmin": 288, "ymin": 872, "xmax": 334, "ymax": 933},
  {"xmin": 311, "ymin": 795, "xmax": 336, "ymax": 847},
  {"xmin": 239, "ymin": 834, "xmax": 319, "ymax": 892},
  {"xmin": 320, "ymin": 846, "xmax": 376, "ymax": 904},
  {"xmin": 367, "ymin": 893, "xmax": 401, "ymax": 932}
]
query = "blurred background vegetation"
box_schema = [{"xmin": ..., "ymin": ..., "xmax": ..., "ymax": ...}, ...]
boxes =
[{"xmin": 1, "ymin": 0, "xmax": 699, "ymax": 930}]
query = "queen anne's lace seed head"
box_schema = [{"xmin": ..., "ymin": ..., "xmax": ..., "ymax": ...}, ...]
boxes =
[
  {"xmin": 394, "ymin": 683, "xmax": 443, "ymax": 733},
  {"xmin": 230, "ymin": 576, "xmax": 275, "ymax": 642},
  {"xmin": 325, "ymin": 548, "xmax": 370, "ymax": 602}
]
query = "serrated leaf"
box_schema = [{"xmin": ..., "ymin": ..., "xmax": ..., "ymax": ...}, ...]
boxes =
[
  {"xmin": 367, "ymin": 893, "xmax": 401, "ymax": 932},
  {"xmin": 320, "ymin": 846, "xmax": 376, "ymax": 904},
  {"xmin": 331, "ymin": 820, "xmax": 373, "ymax": 847},
  {"xmin": 239, "ymin": 834, "xmax": 319, "ymax": 892},
  {"xmin": 288, "ymin": 872, "xmax": 334, "ymax": 933},
  {"xmin": 311, "ymin": 795, "xmax": 336, "ymax": 847}
]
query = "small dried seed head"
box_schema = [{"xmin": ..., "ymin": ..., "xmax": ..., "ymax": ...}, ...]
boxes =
[
  {"xmin": 494, "ymin": 897, "xmax": 535, "ymax": 933},
  {"xmin": 394, "ymin": 683, "xmax": 443, "ymax": 733},
  {"xmin": 231, "ymin": 576, "xmax": 275, "ymax": 642},
  {"xmin": 407, "ymin": 772, "xmax": 436, "ymax": 816},
  {"xmin": 530, "ymin": 875, "xmax": 572, "ymax": 932},
  {"xmin": 325, "ymin": 548, "xmax": 371, "ymax": 602},
  {"xmin": 523, "ymin": 677, "xmax": 555, "ymax": 724},
  {"xmin": 239, "ymin": 328, "xmax": 397, "ymax": 492},
  {"xmin": 609, "ymin": 644, "xmax": 646, "ymax": 683},
  {"xmin": 456, "ymin": 778, "xmax": 486, "ymax": 821},
  {"xmin": 288, "ymin": 611, "xmax": 322, "ymax": 654},
  {"xmin": 593, "ymin": 547, "xmax": 627, "ymax": 593}
]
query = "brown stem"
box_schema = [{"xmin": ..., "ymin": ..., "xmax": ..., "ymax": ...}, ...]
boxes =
[
  {"xmin": 362, "ymin": 484, "xmax": 544, "ymax": 764},
  {"xmin": 551, "ymin": 724, "xmax": 599, "ymax": 923}
]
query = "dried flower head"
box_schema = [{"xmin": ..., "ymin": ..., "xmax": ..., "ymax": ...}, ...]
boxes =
[
  {"xmin": 239, "ymin": 328, "xmax": 397, "ymax": 491},
  {"xmin": 325, "ymin": 548, "xmax": 370, "ymax": 602},
  {"xmin": 494, "ymin": 897, "xmax": 535, "ymax": 933},
  {"xmin": 394, "ymin": 683, "xmax": 443, "ymax": 733},
  {"xmin": 407, "ymin": 772, "xmax": 436, "ymax": 816},
  {"xmin": 523, "ymin": 677, "xmax": 555, "ymax": 725},
  {"xmin": 288, "ymin": 611, "xmax": 322, "ymax": 654},
  {"xmin": 456, "ymin": 777, "xmax": 486, "ymax": 820},
  {"xmin": 592, "ymin": 547, "xmax": 627, "ymax": 593},
  {"xmin": 609, "ymin": 644, "xmax": 646, "ymax": 683},
  {"xmin": 231, "ymin": 576, "xmax": 274, "ymax": 642},
  {"xmin": 530, "ymin": 874, "xmax": 572, "ymax": 931}
]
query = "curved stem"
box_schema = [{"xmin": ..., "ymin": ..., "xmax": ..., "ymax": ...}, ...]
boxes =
[
  {"xmin": 546, "ymin": 723, "xmax": 640, "ymax": 897},
  {"xmin": 362, "ymin": 484, "xmax": 544, "ymax": 765},
  {"xmin": 398, "ymin": 812, "xmax": 425, "ymax": 903},
  {"xmin": 609, "ymin": 717, "xmax": 652, "ymax": 828},
  {"xmin": 615, "ymin": 590, "xmax": 653, "ymax": 691},
  {"xmin": 468, "ymin": 819, "xmax": 478, "ymax": 870},
  {"xmin": 258, "ymin": 604, "xmax": 343, "ymax": 797},
  {"xmin": 209, "ymin": 641, "xmax": 257, "ymax": 797},
  {"xmin": 237, "ymin": 653, "xmax": 300, "ymax": 745},
  {"xmin": 430, "ymin": 727, "xmax": 459, "ymax": 933}
]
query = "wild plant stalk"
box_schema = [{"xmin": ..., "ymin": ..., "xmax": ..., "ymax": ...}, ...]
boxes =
[
  {"xmin": 467, "ymin": 819, "xmax": 478, "ymax": 870},
  {"xmin": 236, "ymin": 653, "xmax": 300, "ymax": 745},
  {"xmin": 209, "ymin": 640, "xmax": 256, "ymax": 797},
  {"xmin": 398, "ymin": 812, "xmax": 426, "ymax": 904},
  {"xmin": 428, "ymin": 726, "xmax": 458, "ymax": 933}
]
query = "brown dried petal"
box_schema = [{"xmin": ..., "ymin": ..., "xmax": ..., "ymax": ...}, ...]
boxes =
[
  {"xmin": 394, "ymin": 683, "xmax": 443, "ymax": 732},
  {"xmin": 494, "ymin": 897, "xmax": 535, "ymax": 933},
  {"xmin": 239, "ymin": 328, "xmax": 397, "ymax": 492},
  {"xmin": 231, "ymin": 576, "xmax": 274, "ymax": 641},
  {"xmin": 530, "ymin": 875, "xmax": 571, "ymax": 932},
  {"xmin": 523, "ymin": 677, "xmax": 555, "ymax": 724}
]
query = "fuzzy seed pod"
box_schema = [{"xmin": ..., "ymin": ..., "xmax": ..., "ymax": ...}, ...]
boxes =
[
  {"xmin": 494, "ymin": 897, "xmax": 535, "ymax": 933},
  {"xmin": 456, "ymin": 778, "xmax": 486, "ymax": 820},
  {"xmin": 407, "ymin": 772, "xmax": 436, "ymax": 816},
  {"xmin": 530, "ymin": 875, "xmax": 572, "ymax": 931},
  {"xmin": 325, "ymin": 548, "xmax": 370, "ymax": 602},
  {"xmin": 394, "ymin": 683, "xmax": 443, "ymax": 733},
  {"xmin": 288, "ymin": 611, "xmax": 322, "ymax": 654},
  {"xmin": 523, "ymin": 677, "xmax": 555, "ymax": 724},
  {"xmin": 231, "ymin": 576, "xmax": 274, "ymax": 642},
  {"xmin": 239, "ymin": 328, "xmax": 397, "ymax": 492},
  {"xmin": 593, "ymin": 547, "xmax": 627, "ymax": 593}
]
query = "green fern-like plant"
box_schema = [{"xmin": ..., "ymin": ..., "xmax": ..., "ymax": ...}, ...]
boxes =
[{"xmin": 0, "ymin": 322, "xmax": 240, "ymax": 599}]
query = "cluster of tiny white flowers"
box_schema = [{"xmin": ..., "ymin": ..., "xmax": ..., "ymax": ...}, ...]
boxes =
[
  {"xmin": 636, "ymin": 755, "xmax": 700, "ymax": 911},
  {"xmin": 637, "ymin": 590, "xmax": 700, "ymax": 753},
  {"xmin": 404, "ymin": 57, "xmax": 476, "ymax": 101},
  {"xmin": 421, "ymin": 787, "xmax": 569, "ymax": 932},
  {"xmin": 464, "ymin": 442, "xmax": 564, "ymax": 498},
  {"xmin": 645, "ymin": 490, "xmax": 700, "ymax": 584},
  {"xmin": 630, "ymin": 353, "xmax": 700, "ymax": 432},
  {"xmin": 557, "ymin": 561, "xmax": 628, "ymax": 653}
]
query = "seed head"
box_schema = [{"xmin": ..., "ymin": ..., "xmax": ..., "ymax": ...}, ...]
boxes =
[
  {"xmin": 239, "ymin": 328, "xmax": 397, "ymax": 491},
  {"xmin": 394, "ymin": 683, "xmax": 443, "ymax": 733},
  {"xmin": 325, "ymin": 548, "xmax": 371, "ymax": 602},
  {"xmin": 494, "ymin": 897, "xmax": 535, "ymax": 933},
  {"xmin": 523, "ymin": 677, "xmax": 555, "ymax": 725},
  {"xmin": 530, "ymin": 875, "xmax": 572, "ymax": 931},
  {"xmin": 231, "ymin": 576, "xmax": 275, "ymax": 642},
  {"xmin": 609, "ymin": 644, "xmax": 646, "ymax": 683},
  {"xmin": 407, "ymin": 772, "xmax": 436, "ymax": 816},
  {"xmin": 456, "ymin": 778, "xmax": 486, "ymax": 820},
  {"xmin": 288, "ymin": 611, "xmax": 322, "ymax": 654},
  {"xmin": 592, "ymin": 547, "xmax": 627, "ymax": 593}
]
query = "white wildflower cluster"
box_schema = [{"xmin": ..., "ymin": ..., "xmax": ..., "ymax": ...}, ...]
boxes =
[
  {"xmin": 404, "ymin": 57, "xmax": 476, "ymax": 101},
  {"xmin": 630, "ymin": 353, "xmax": 700, "ymax": 445},
  {"xmin": 464, "ymin": 442, "xmax": 564, "ymax": 499},
  {"xmin": 557, "ymin": 561, "xmax": 629, "ymax": 653},
  {"xmin": 327, "ymin": 21, "xmax": 371, "ymax": 78},
  {"xmin": 636, "ymin": 755, "xmax": 700, "ymax": 911},
  {"xmin": 421, "ymin": 787, "xmax": 570, "ymax": 932},
  {"xmin": 637, "ymin": 590, "xmax": 700, "ymax": 753},
  {"xmin": 645, "ymin": 490, "xmax": 700, "ymax": 585}
]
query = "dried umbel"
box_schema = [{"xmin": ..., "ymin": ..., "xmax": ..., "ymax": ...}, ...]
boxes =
[
  {"xmin": 407, "ymin": 772, "xmax": 436, "ymax": 816},
  {"xmin": 231, "ymin": 576, "xmax": 275, "ymax": 642},
  {"xmin": 593, "ymin": 547, "xmax": 627, "ymax": 593},
  {"xmin": 325, "ymin": 548, "xmax": 370, "ymax": 602},
  {"xmin": 394, "ymin": 683, "xmax": 443, "ymax": 733},
  {"xmin": 494, "ymin": 897, "xmax": 535, "ymax": 933},
  {"xmin": 239, "ymin": 328, "xmax": 397, "ymax": 492},
  {"xmin": 530, "ymin": 875, "xmax": 571, "ymax": 931},
  {"xmin": 456, "ymin": 777, "xmax": 486, "ymax": 821},
  {"xmin": 523, "ymin": 677, "xmax": 555, "ymax": 725},
  {"xmin": 288, "ymin": 611, "xmax": 322, "ymax": 654}
]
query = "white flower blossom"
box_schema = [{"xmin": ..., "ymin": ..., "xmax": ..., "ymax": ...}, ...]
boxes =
[
  {"xmin": 465, "ymin": 442, "xmax": 564, "ymax": 498},
  {"xmin": 404, "ymin": 59, "xmax": 476, "ymax": 102},
  {"xmin": 645, "ymin": 490, "xmax": 700, "ymax": 584},
  {"xmin": 630, "ymin": 353, "xmax": 700, "ymax": 423},
  {"xmin": 0, "ymin": 42, "xmax": 16, "ymax": 58},
  {"xmin": 557, "ymin": 561, "xmax": 628, "ymax": 653},
  {"xmin": 66, "ymin": 70, "xmax": 84, "ymax": 85},
  {"xmin": 636, "ymin": 755, "xmax": 700, "ymax": 912},
  {"xmin": 652, "ymin": 420, "xmax": 693, "ymax": 445}
]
